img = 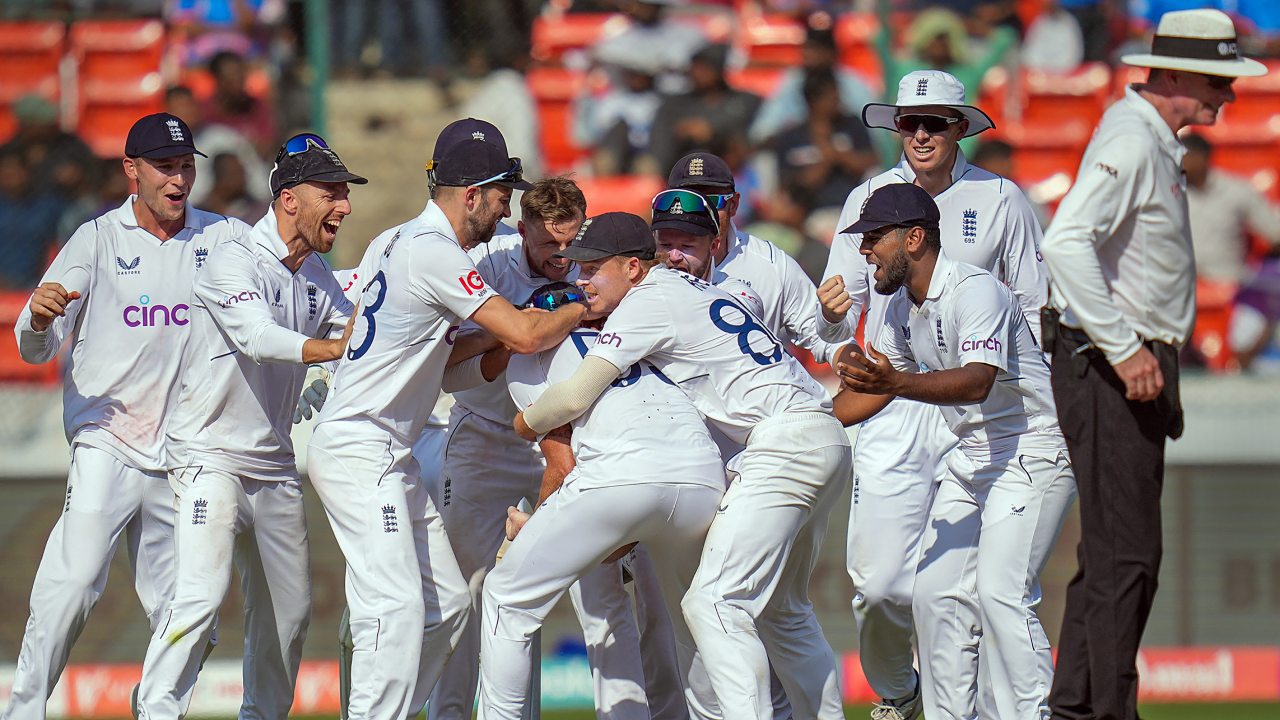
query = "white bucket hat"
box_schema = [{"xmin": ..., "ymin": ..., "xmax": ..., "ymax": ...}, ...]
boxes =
[
  {"xmin": 862, "ymin": 70, "xmax": 994, "ymax": 139},
  {"xmin": 1121, "ymin": 9, "xmax": 1267, "ymax": 78}
]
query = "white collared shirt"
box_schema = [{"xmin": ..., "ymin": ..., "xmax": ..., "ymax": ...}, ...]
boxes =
[
  {"xmin": 165, "ymin": 208, "xmax": 353, "ymax": 479},
  {"xmin": 588, "ymin": 266, "xmax": 830, "ymax": 446},
  {"xmin": 714, "ymin": 227, "xmax": 839, "ymax": 364},
  {"xmin": 1041, "ymin": 85, "xmax": 1194, "ymax": 364},
  {"xmin": 451, "ymin": 230, "xmax": 580, "ymax": 425},
  {"xmin": 15, "ymin": 197, "xmax": 246, "ymax": 472},
  {"xmin": 877, "ymin": 254, "xmax": 1064, "ymax": 460},
  {"xmin": 819, "ymin": 150, "xmax": 1048, "ymax": 351},
  {"xmin": 315, "ymin": 201, "xmax": 497, "ymax": 447}
]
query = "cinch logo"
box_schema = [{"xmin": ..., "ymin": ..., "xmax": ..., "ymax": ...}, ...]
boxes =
[
  {"xmin": 961, "ymin": 335, "xmax": 1002, "ymax": 352},
  {"xmin": 123, "ymin": 295, "xmax": 189, "ymax": 327},
  {"xmin": 458, "ymin": 270, "xmax": 486, "ymax": 296},
  {"xmin": 597, "ymin": 332, "xmax": 622, "ymax": 348},
  {"xmin": 219, "ymin": 290, "xmax": 262, "ymax": 308}
]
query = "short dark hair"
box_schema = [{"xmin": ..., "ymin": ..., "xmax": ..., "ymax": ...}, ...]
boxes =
[
  {"xmin": 208, "ymin": 50, "xmax": 245, "ymax": 77},
  {"xmin": 972, "ymin": 139, "xmax": 1013, "ymax": 165},
  {"xmin": 922, "ymin": 226, "xmax": 941, "ymax": 252},
  {"xmin": 1182, "ymin": 131, "xmax": 1211, "ymax": 157},
  {"xmin": 802, "ymin": 68, "xmax": 839, "ymax": 106},
  {"xmin": 165, "ymin": 85, "xmax": 194, "ymax": 103}
]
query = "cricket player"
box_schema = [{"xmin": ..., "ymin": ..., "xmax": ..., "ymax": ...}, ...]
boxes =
[
  {"xmin": 306, "ymin": 118, "xmax": 587, "ymax": 720},
  {"xmin": 428, "ymin": 176, "xmax": 588, "ymax": 720},
  {"xmin": 817, "ymin": 69, "xmax": 1047, "ymax": 719},
  {"xmin": 477, "ymin": 215, "xmax": 729, "ymax": 719},
  {"xmin": 5, "ymin": 113, "xmax": 241, "ymax": 720},
  {"xmin": 133, "ymin": 133, "xmax": 365, "ymax": 720},
  {"xmin": 514, "ymin": 212, "xmax": 852, "ymax": 720},
  {"xmin": 831, "ymin": 183, "xmax": 1075, "ymax": 720}
]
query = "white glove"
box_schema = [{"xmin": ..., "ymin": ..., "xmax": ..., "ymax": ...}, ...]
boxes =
[{"xmin": 293, "ymin": 364, "xmax": 331, "ymax": 424}]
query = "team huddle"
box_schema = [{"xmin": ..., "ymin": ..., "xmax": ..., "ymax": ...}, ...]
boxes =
[{"xmin": 12, "ymin": 17, "xmax": 1238, "ymax": 712}]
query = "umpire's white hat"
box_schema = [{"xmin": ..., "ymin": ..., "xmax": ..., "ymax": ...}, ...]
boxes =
[
  {"xmin": 1121, "ymin": 9, "xmax": 1267, "ymax": 78},
  {"xmin": 862, "ymin": 70, "xmax": 994, "ymax": 139}
]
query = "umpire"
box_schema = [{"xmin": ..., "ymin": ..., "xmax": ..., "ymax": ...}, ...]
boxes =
[{"xmin": 1040, "ymin": 10, "xmax": 1267, "ymax": 720}]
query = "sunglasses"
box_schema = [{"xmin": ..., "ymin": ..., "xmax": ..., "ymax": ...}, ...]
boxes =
[
  {"xmin": 894, "ymin": 114, "xmax": 963, "ymax": 135},
  {"xmin": 1204, "ymin": 74, "xmax": 1235, "ymax": 91},
  {"xmin": 651, "ymin": 189, "xmax": 722, "ymax": 236},
  {"xmin": 279, "ymin": 133, "xmax": 330, "ymax": 159},
  {"xmin": 472, "ymin": 157, "xmax": 525, "ymax": 188},
  {"xmin": 526, "ymin": 286, "xmax": 587, "ymax": 311}
]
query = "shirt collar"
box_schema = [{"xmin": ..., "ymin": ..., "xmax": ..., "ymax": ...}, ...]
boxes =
[
  {"xmin": 717, "ymin": 225, "xmax": 748, "ymax": 269},
  {"xmin": 919, "ymin": 252, "xmax": 956, "ymax": 306},
  {"xmin": 896, "ymin": 148, "xmax": 971, "ymax": 186},
  {"xmin": 421, "ymin": 199, "xmax": 462, "ymax": 247},
  {"xmin": 116, "ymin": 195, "xmax": 198, "ymax": 232},
  {"xmin": 249, "ymin": 206, "xmax": 292, "ymax": 264},
  {"xmin": 1123, "ymin": 85, "xmax": 1186, "ymax": 163}
]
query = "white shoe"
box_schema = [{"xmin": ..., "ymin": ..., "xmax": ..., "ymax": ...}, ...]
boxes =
[{"xmin": 869, "ymin": 683, "xmax": 922, "ymax": 720}]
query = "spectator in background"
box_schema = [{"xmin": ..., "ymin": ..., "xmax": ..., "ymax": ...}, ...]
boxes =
[
  {"xmin": 591, "ymin": 0, "xmax": 709, "ymax": 95},
  {"xmin": 771, "ymin": 69, "xmax": 877, "ymax": 219},
  {"xmin": 56, "ymin": 157, "xmax": 133, "ymax": 244},
  {"xmin": 202, "ymin": 152, "xmax": 267, "ymax": 223},
  {"xmin": 1183, "ymin": 132, "xmax": 1280, "ymax": 284},
  {"xmin": 166, "ymin": 85, "xmax": 271, "ymax": 206},
  {"xmin": 167, "ymin": 0, "xmax": 285, "ymax": 65},
  {"xmin": 203, "ymin": 50, "xmax": 278, "ymax": 158},
  {"xmin": 648, "ymin": 43, "xmax": 761, "ymax": 176},
  {"xmin": 1022, "ymin": 0, "xmax": 1087, "ymax": 71},
  {"xmin": 744, "ymin": 184, "xmax": 830, "ymax": 283},
  {"xmin": 573, "ymin": 53, "xmax": 664, "ymax": 175},
  {"xmin": 1061, "ymin": 0, "xmax": 1114, "ymax": 62},
  {"xmin": 0, "ymin": 147, "xmax": 66, "ymax": 290},
  {"xmin": 377, "ymin": 0, "xmax": 453, "ymax": 80},
  {"xmin": 0, "ymin": 94, "xmax": 96, "ymax": 199},
  {"xmin": 457, "ymin": 44, "xmax": 543, "ymax": 180},
  {"xmin": 971, "ymin": 138, "xmax": 1051, "ymax": 227},
  {"xmin": 748, "ymin": 14, "xmax": 876, "ymax": 145},
  {"xmin": 876, "ymin": 4, "xmax": 1017, "ymax": 101}
]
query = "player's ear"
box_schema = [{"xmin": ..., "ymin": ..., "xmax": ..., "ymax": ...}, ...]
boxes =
[
  {"xmin": 122, "ymin": 157, "xmax": 138, "ymax": 182},
  {"xmin": 727, "ymin": 192, "xmax": 740, "ymax": 218}
]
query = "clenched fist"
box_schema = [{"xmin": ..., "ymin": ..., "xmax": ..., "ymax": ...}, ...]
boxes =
[
  {"xmin": 28, "ymin": 283, "xmax": 81, "ymax": 332},
  {"xmin": 817, "ymin": 275, "xmax": 853, "ymax": 324}
]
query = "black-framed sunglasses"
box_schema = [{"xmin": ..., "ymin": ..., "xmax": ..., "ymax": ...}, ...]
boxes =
[{"xmin": 894, "ymin": 114, "xmax": 963, "ymax": 135}]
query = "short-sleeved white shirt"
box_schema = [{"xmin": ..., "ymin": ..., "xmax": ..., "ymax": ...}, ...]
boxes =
[
  {"xmin": 166, "ymin": 209, "xmax": 353, "ymax": 479},
  {"xmin": 876, "ymin": 254, "xmax": 1064, "ymax": 461},
  {"xmin": 587, "ymin": 266, "xmax": 831, "ymax": 446},
  {"xmin": 14, "ymin": 197, "xmax": 247, "ymax": 472},
  {"xmin": 315, "ymin": 200, "xmax": 496, "ymax": 447},
  {"xmin": 508, "ymin": 329, "xmax": 724, "ymax": 490},
  {"xmin": 452, "ymin": 231, "xmax": 580, "ymax": 425}
]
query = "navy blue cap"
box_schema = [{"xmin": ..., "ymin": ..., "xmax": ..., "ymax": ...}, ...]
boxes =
[
  {"xmin": 429, "ymin": 118, "xmax": 533, "ymax": 190},
  {"xmin": 269, "ymin": 133, "xmax": 367, "ymax": 198},
  {"xmin": 556, "ymin": 212, "xmax": 656, "ymax": 262},
  {"xmin": 125, "ymin": 113, "xmax": 206, "ymax": 159},
  {"xmin": 667, "ymin": 151, "xmax": 735, "ymax": 191},
  {"xmin": 841, "ymin": 183, "xmax": 941, "ymax": 235}
]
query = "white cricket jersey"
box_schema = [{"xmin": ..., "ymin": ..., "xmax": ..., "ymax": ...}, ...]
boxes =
[
  {"xmin": 165, "ymin": 209, "xmax": 354, "ymax": 480},
  {"xmin": 876, "ymin": 254, "xmax": 1064, "ymax": 461},
  {"xmin": 820, "ymin": 152, "xmax": 1047, "ymax": 350},
  {"xmin": 715, "ymin": 228, "xmax": 839, "ymax": 364},
  {"xmin": 452, "ymin": 231, "xmax": 580, "ymax": 425},
  {"xmin": 507, "ymin": 329, "xmax": 724, "ymax": 491},
  {"xmin": 588, "ymin": 266, "xmax": 831, "ymax": 446},
  {"xmin": 14, "ymin": 197, "xmax": 246, "ymax": 472},
  {"xmin": 314, "ymin": 200, "xmax": 497, "ymax": 447}
]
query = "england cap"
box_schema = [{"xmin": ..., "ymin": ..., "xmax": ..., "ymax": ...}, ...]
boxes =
[
  {"xmin": 555, "ymin": 212, "xmax": 656, "ymax": 262},
  {"xmin": 840, "ymin": 183, "xmax": 940, "ymax": 235},
  {"xmin": 125, "ymin": 112, "xmax": 206, "ymax": 159},
  {"xmin": 429, "ymin": 117, "xmax": 533, "ymax": 190}
]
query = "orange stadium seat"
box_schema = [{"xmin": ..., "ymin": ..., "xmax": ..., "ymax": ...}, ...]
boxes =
[
  {"xmin": 740, "ymin": 14, "xmax": 805, "ymax": 67},
  {"xmin": 1111, "ymin": 63, "xmax": 1146, "ymax": 98},
  {"xmin": 1223, "ymin": 60, "xmax": 1280, "ymax": 125},
  {"xmin": 576, "ymin": 175, "xmax": 665, "ymax": 217},
  {"xmin": 835, "ymin": 13, "xmax": 881, "ymax": 92},
  {"xmin": 998, "ymin": 120, "xmax": 1090, "ymax": 185},
  {"xmin": 1019, "ymin": 62, "xmax": 1112, "ymax": 128},
  {"xmin": 531, "ymin": 13, "xmax": 626, "ymax": 64},
  {"xmin": 1192, "ymin": 278, "xmax": 1237, "ymax": 371},
  {"xmin": 682, "ymin": 12, "xmax": 734, "ymax": 44},
  {"xmin": 528, "ymin": 66, "xmax": 589, "ymax": 174},
  {"xmin": 0, "ymin": 21, "xmax": 66, "ymax": 142},
  {"xmin": 978, "ymin": 66, "xmax": 1011, "ymax": 131},
  {"xmin": 0, "ymin": 292, "xmax": 59, "ymax": 384},
  {"xmin": 77, "ymin": 73, "xmax": 166, "ymax": 157},
  {"xmin": 728, "ymin": 66, "xmax": 785, "ymax": 98},
  {"xmin": 1196, "ymin": 119, "xmax": 1280, "ymax": 191},
  {"xmin": 70, "ymin": 19, "xmax": 167, "ymax": 82}
]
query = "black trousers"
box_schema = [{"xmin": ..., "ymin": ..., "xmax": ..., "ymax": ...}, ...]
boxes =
[{"xmin": 1046, "ymin": 326, "xmax": 1182, "ymax": 720}]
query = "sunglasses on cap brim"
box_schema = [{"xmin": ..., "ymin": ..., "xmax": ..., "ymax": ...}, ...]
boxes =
[
  {"xmin": 278, "ymin": 133, "xmax": 330, "ymax": 160},
  {"xmin": 651, "ymin": 189, "xmax": 722, "ymax": 236},
  {"xmin": 893, "ymin": 114, "xmax": 963, "ymax": 135},
  {"xmin": 424, "ymin": 157, "xmax": 525, "ymax": 188}
]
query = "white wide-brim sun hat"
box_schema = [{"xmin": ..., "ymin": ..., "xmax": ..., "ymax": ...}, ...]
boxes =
[
  {"xmin": 1121, "ymin": 8, "xmax": 1267, "ymax": 78},
  {"xmin": 862, "ymin": 70, "xmax": 995, "ymax": 139}
]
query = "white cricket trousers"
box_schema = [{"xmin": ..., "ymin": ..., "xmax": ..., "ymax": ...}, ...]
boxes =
[
  {"xmin": 914, "ymin": 447, "xmax": 1076, "ymax": 720},
  {"xmin": 308, "ymin": 427, "xmax": 471, "ymax": 720},
  {"xmin": 846, "ymin": 398, "xmax": 955, "ymax": 701},
  {"xmin": 3, "ymin": 444, "xmax": 177, "ymax": 720},
  {"xmin": 476, "ymin": 473, "xmax": 724, "ymax": 720},
  {"xmin": 136, "ymin": 465, "xmax": 310, "ymax": 720},
  {"xmin": 681, "ymin": 412, "xmax": 852, "ymax": 720},
  {"xmin": 428, "ymin": 409, "xmax": 543, "ymax": 720}
]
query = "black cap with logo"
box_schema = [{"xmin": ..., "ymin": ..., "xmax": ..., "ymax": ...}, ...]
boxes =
[
  {"xmin": 555, "ymin": 212, "xmax": 656, "ymax": 262},
  {"xmin": 125, "ymin": 113, "xmax": 206, "ymax": 159},
  {"xmin": 269, "ymin": 133, "xmax": 368, "ymax": 198},
  {"xmin": 667, "ymin": 151, "xmax": 735, "ymax": 191},
  {"xmin": 840, "ymin": 183, "xmax": 941, "ymax": 235},
  {"xmin": 428, "ymin": 117, "xmax": 534, "ymax": 190}
]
